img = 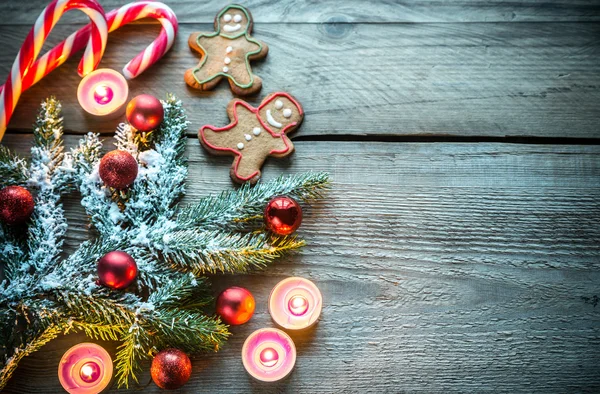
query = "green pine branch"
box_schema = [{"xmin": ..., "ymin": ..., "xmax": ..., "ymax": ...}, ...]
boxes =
[
  {"xmin": 160, "ymin": 230, "xmax": 305, "ymax": 275},
  {"xmin": 0, "ymin": 95, "xmax": 330, "ymax": 391},
  {"xmin": 177, "ymin": 172, "xmax": 330, "ymax": 231},
  {"xmin": 0, "ymin": 324, "xmax": 64, "ymax": 391},
  {"xmin": 0, "ymin": 146, "xmax": 28, "ymax": 188}
]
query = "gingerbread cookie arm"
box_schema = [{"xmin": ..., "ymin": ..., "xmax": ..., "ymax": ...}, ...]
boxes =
[
  {"xmin": 248, "ymin": 39, "xmax": 269, "ymax": 60},
  {"xmin": 187, "ymin": 32, "xmax": 205, "ymax": 55}
]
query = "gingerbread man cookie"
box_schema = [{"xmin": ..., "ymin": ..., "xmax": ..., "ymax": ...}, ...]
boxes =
[
  {"xmin": 185, "ymin": 5, "xmax": 269, "ymax": 96},
  {"xmin": 200, "ymin": 92, "xmax": 304, "ymax": 184}
]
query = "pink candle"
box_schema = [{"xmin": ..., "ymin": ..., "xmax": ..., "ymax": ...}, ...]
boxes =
[
  {"xmin": 77, "ymin": 68, "xmax": 128, "ymax": 117},
  {"xmin": 269, "ymin": 277, "xmax": 322, "ymax": 330},
  {"xmin": 58, "ymin": 343, "xmax": 113, "ymax": 394},
  {"xmin": 242, "ymin": 328, "xmax": 296, "ymax": 382}
]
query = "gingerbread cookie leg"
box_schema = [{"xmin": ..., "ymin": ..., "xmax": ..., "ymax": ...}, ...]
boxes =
[
  {"xmin": 185, "ymin": 67, "xmax": 223, "ymax": 91},
  {"xmin": 231, "ymin": 154, "xmax": 262, "ymax": 184},
  {"xmin": 228, "ymin": 74, "xmax": 262, "ymax": 96}
]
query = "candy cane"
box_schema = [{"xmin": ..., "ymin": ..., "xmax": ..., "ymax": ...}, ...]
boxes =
[
  {"xmin": 0, "ymin": 0, "xmax": 107, "ymax": 141},
  {"xmin": 15, "ymin": 1, "xmax": 177, "ymax": 93}
]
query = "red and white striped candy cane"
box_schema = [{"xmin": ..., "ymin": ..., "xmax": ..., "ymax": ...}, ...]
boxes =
[
  {"xmin": 17, "ymin": 1, "xmax": 177, "ymax": 93},
  {"xmin": 0, "ymin": 0, "xmax": 107, "ymax": 141}
]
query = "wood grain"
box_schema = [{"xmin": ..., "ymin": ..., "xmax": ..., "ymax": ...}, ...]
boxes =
[
  {"xmin": 2, "ymin": 0, "xmax": 600, "ymax": 24},
  {"xmin": 0, "ymin": 22, "xmax": 598, "ymax": 139},
  {"xmin": 2, "ymin": 134, "xmax": 599, "ymax": 393}
]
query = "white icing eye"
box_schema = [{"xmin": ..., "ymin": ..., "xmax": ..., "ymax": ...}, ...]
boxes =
[
  {"xmin": 283, "ymin": 108, "xmax": 292, "ymax": 118},
  {"xmin": 233, "ymin": 14, "xmax": 242, "ymax": 23},
  {"xmin": 237, "ymin": 142, "xmax": 244, "ymax": 150},
  {"xmin": 223, "ymin": 14, "xmax": 232, "ymax": 22},
  {"xmin": 253, "ymin": 127, "xmax": 261, "ymax": 136},
  {"xmin": 275, "ymin": 100, "xmax": 283, "ymax": 109},
  {"xmin": 245, "ymin": 134, "xmax": 252, "ymax": 141}
]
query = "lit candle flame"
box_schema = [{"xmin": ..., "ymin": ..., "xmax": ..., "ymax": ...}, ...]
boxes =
[
  {"xmin": 93, "ymin": 84, "xmax": 114, "ymax": 105},
  {"xmin": 288, "ymin": 294, "xmax": 309, "ymax": 316},
  {"xmin": 79, "ymin": 361, "xmax": 100, "ymax": 383},
  {"xmin": 259, "ymin": 347, "xmax": 279, "ymax": 368}
]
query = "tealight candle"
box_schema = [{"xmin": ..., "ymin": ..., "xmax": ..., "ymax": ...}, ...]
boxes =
[
  {"xmin": 242, "ymin": 328, "xmax": 296, "ymax": 382},
  {"xmin": 77, "ymin": 68, "xmax": 128, "ymax": 117},
  {"xmin": 58, "ymin": 342, "xmax": 113, "ymax": 394},
  {"xmin": 269, "ymin": 277, "xmax": 322, "ymax": 330}
]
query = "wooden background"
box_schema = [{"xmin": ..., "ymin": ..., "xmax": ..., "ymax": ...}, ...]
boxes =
[{"xmin": 1, "ymin": 0, "xmax": 600, "ymax": 392}]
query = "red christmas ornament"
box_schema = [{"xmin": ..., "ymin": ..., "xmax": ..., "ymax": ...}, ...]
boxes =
[
  {"xmin": 151, "ymin": 348, "xmax": 192, "ymax": 390},
  {"xmin": 264, "ymin": 196, "xmax": 303, "ymax": 235},
  {"xmin": 0, "ymin": 185, "xmax": 35, "ymax": 225},
  {"xmin": 216, "ymin": 286, "xmax": 255, "ymax": 325},
  {"xmin": 99, "ymin": 150, "xmax": 138, "ymax": 189},
  {"xmin": 97, "ymin": 251, "xmax": 137, "ymax": 289},
  {"xmin": 126, "ymin": 94, "xmax": 164, "ymax": 132}
]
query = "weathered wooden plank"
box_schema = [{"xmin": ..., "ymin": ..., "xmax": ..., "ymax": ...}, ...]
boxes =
[
  {"xmin": 2, "ymin": 135, "xmax": 599, "ymax": 393},
  {"xmin": 2, "ymin": 0, "xmax": 600, "ymax": 24},
  {"xmin": 0, "ymin": 22, "xmax": 598, "ymax": 139}
]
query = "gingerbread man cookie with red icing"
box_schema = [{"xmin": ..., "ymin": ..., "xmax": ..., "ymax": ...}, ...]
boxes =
[
  {"xmin": 199, "ymin": 92, "xmax": 304, "ymax": 184},
  {"xmin": 185, "ymin": 5, "xmax": 269, "ymax": 96}
]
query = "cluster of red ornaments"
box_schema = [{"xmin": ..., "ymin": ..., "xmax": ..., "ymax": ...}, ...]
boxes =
[{"xmin": 98, "ymin": 94, "xmax": 164, "ymax": 190}]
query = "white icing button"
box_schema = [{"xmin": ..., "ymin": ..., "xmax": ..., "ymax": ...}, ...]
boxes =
[
  {"xmin": 233, "ymin": 14, "xmax": 242, "ymax": 23},
  {"xmin": 224, "ymin": 57, "xmax": 231, "ymax": 65},
  {"xmin": 237, "ymin": 142, "xmax": 244, "ymax": 150},
  {"xmin": 253, "ymin": 127, "xmax": 261, "ymax": 136},
  {"xmin": 223, "ymin": 66, "xmax": 229, "ymax": 73},
  {"xmin": 275, "ymin": 99, "xmax": 283, "ymax": 109},
  {"xmin": 245, "ymin": 134, "xmax": 252, "ymax": 141},
  {"xmin": 283, "ymin": 108, "xmax": 292, "ymax": 118},
  {"xmin": 224, "ymin": 14, "xmax": 232, "ymax": 22},
  {"xmin": 226, "ymin": 46, "xmax": 233, "ymax": 53}
]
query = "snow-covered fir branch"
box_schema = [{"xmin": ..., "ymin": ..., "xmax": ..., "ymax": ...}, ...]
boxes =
[{"xmin": 0, "ymin": 95, "xmax": 330, "ymax": 390}]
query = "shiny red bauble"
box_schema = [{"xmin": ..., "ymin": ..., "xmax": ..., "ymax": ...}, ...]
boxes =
[
  {"xmin": 97, "ymin": 251, "xmax": 138, "ymax": 289},
  {"xmin": 151, "ymin": 348, "xmax": 192, "ymax": 389},
  {"xmin": 215, "ymin": 286, "xmax": 255, "ymax": 325},
  {"xmin": 126, "ymin": 94, "xmax": 164, "ymax": 132},
  {"xmin": 99, "ymin": 150, "xmax": 138, "ymax": 189},
  {"xmin": 0, "ymin": 185, "xmax": 35, "ymax": 225},
  {"xmin": 264, "ymin": 196, "xmax": 303, "ymax": 235}
]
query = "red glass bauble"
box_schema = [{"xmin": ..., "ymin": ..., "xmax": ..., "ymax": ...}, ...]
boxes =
[
  {"xmin": 151, "ymin": 348, "xmax": 192, "ymax": 390},
  {"xmin": 264, "ymin": 196, "xmax": 303, "ymax": 235},
  {"xmin": 0, "ymin": 185, "xmax": 35, "ymax": 225},
  {"xmin": 97, "ymin": 251, "xmax": 138, "ymax": 289},
  {"xmin": 126, "ymin": 94, "xmax": 164, "ymax": 132},
  {"xmin": 99, "ymin": 150, "xmax": 138, "ymax": 189},
  {"xmin": 216, "ymin": 286, "xmax": 255, "ymax": 325}
]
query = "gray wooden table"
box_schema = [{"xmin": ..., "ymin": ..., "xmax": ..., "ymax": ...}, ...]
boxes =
[{"xmin": 1, "ymin": 0, "xmax": 599, "ymax": 392}]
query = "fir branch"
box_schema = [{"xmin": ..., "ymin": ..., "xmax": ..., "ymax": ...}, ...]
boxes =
[
  {"xmin": 147, "ymin": 274, "xmax": 213, "ymax": 310},
  {"xmin": 143, "ymin": 309, "xmax": 229, "ymax": 353},
  {"xmin": 123, "ymin": 95, "xmax": 189, "ymax": 226},
  {"xmin": 0, "ymin": 146, "xmax": 28, "ymax": 188},
  {"xmin": 0, "ymin": 324, "xmax": 64, "ymax": 391},
  {"xmin": 177, "ymin": 172, "xmax": 330, "ymax": 230},
  {"xmin": 70, "ymin": 133, "xmax": 118, "ymax": 234},
  {"xmin": 160, "ymin": 230, "xmax": 305, "ymax": 275},
  {"xmin": 28, "ymin": 96, "xmax": 65, "ymax": 192},
  {"xmin": 114, "ymin": 327, "xmax": 153, "ymax": 388}
]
